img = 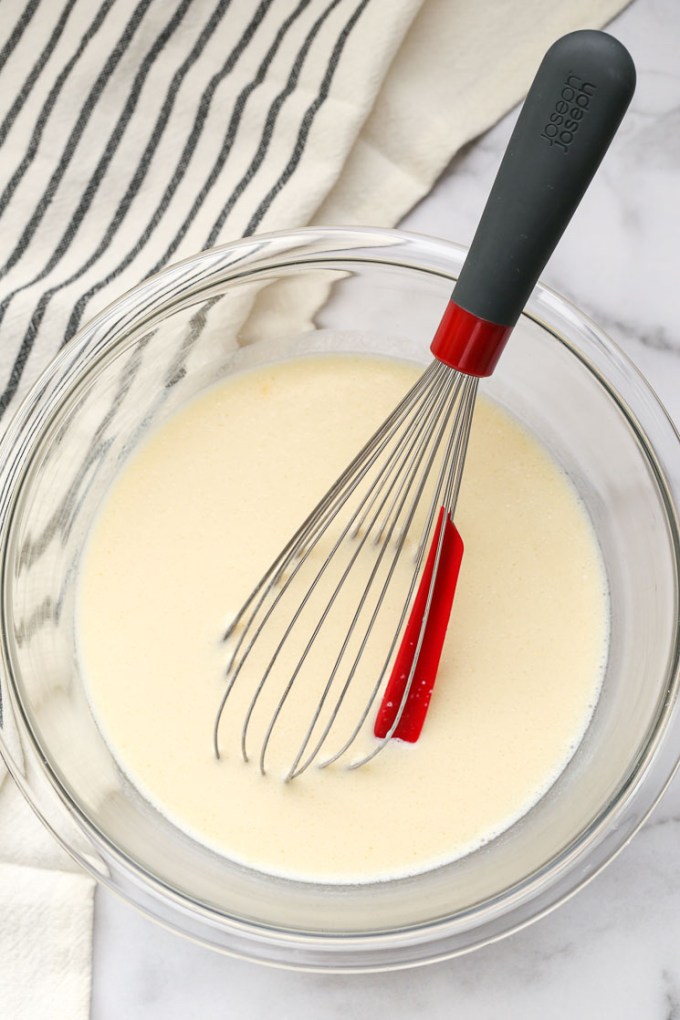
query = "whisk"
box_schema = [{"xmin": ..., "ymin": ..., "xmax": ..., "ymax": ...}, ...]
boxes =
[{"xmin": 214, "ymin": 30, "xmax": 635, "ymax": 780}]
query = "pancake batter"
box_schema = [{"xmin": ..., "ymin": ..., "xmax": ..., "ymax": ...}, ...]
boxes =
[{"xmin": 77, "ymin": 354, "xmax": 608, "ymax": 883}]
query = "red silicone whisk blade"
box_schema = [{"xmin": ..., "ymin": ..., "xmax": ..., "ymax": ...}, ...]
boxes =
[{"xmin": 374, "ymin": 507, "xmax": 464, "ymax": 742}]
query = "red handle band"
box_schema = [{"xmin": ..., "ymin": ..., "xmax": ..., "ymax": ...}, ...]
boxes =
[{"xmin": 430, "ymin": 301, "xmax": 512, "ymax": 377}]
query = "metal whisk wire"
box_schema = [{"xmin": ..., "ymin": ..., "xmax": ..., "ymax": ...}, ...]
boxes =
[
  {"xmin": 256, "ymin": 371, "xmax": 458, "ymax": 774},
  {"xmin": 214, "ymin": 364, "xmax": 444, "ymax": 760},
  {"xmin": 291, "ymin": 375, "xmax": 479, "ymax": 779},
  {"xmin": 213, "ymin": 363, "xmax": 478, "ymax": 779},
  {"xmin": 340, "ymin": 375, "xmax": 478, "ymax": 775}
]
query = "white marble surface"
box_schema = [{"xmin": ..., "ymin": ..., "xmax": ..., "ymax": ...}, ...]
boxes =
[{"xmin": 92, "ymin": 0, "xmax": 680, "ymax": 1016}]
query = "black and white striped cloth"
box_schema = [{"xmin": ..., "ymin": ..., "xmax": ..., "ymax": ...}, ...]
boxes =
[{"xmin": 0, "ymin": 0, "xmax": 422, "ymax": 427}]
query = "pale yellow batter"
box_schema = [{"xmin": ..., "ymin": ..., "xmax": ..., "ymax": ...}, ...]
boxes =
[{"xmin": 77, "ymin": 354, "xmax": 608, "ymax": 883}]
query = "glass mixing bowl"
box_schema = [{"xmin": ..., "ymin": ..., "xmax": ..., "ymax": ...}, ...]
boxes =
[{"xmin": 0, "ymin": 228, "xmax": 679, "ymax": 971}]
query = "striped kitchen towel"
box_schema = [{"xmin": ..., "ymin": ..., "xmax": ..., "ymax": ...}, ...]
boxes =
[{"xmin": 0, "ymin": 0, "xmax": 630, "ymax": 1016}]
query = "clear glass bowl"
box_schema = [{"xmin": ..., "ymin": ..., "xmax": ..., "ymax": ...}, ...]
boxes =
[{"xmin": 0, "ymin": 228, "xmax": 679, "ymax": 971}]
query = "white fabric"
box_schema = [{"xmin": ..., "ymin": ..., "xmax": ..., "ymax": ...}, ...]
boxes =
[
  {"xmin": 0, "ymin": 786, "xmax": 94, "ymax": 1018},
  {"xmin": 0, "ymin": 0, "xmax": 629, "ymax": 1016},
  {"xmin": 318, "ymin": 0, "xmax": 632, "ymax": 227}
]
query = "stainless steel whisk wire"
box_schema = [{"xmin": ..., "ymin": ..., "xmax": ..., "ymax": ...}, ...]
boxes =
[
  {"xmin": 213, "ymin": 363, "xmax": 478, "ymax": 779},
  {"xmin": 294, "ymin": 374, "xmax": 478, "ymax": 779},
  {"xmin": 270, "ymin": 370, "xmax": 469, "ymax": 779}
]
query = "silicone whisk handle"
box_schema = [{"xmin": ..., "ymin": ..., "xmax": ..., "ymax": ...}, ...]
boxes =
[{"xmin": 432, "ymin": 29, "xmax": 636, "ymax": 377}]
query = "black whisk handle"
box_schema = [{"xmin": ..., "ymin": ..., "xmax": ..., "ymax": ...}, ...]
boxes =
[{"xmin": 451, "ymin": 30, "xmax": 635, "ymax": 333}]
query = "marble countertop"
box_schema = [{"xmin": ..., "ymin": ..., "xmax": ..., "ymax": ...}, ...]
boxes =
[{"xmin": 92, "ymin": 1, "xmax": 680, "ymax": 1016}]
